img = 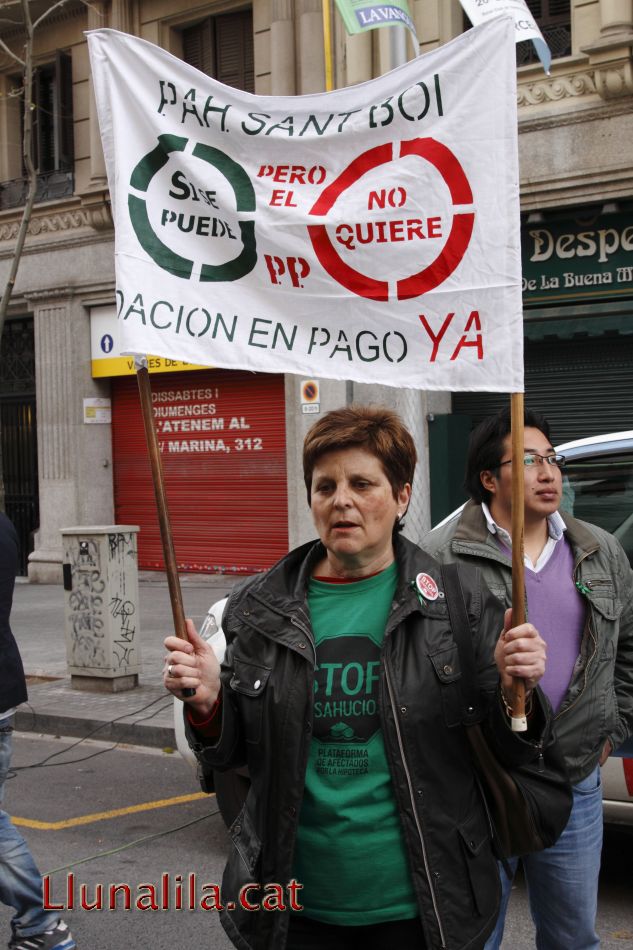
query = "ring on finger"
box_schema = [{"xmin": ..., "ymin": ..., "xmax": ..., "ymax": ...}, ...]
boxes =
[{"xmin": 168, "ymin": 663, "xmax": 174, "ymax": 677}]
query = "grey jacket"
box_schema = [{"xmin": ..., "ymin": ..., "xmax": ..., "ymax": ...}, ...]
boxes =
[{"xmin": 422, "ymin": 501, "xmax": 633, "ymax": 783}]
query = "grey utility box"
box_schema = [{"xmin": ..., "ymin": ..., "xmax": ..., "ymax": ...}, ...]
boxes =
[{"xmin": 61, "ymin": 526, "xmax": 142, "ymax": 692}]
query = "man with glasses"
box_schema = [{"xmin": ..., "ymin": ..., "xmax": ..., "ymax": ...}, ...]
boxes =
[{"xmin": 423, "ymin": 407, "xmax": 633, "ymax": 950}]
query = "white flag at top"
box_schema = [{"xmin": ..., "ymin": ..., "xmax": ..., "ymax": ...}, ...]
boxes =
[
  {"xmin": 459, "ymin": 0, "xmax": 551, "ymax": 73},
  {"xmin": 87, "ymin": 19, "xmax": 523, "ymax": 392}
]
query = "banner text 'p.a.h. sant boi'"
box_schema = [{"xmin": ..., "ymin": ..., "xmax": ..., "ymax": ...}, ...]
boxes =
[{"xmin": 88, "ymin": 18, "xmax": 523, "ymax": 392}]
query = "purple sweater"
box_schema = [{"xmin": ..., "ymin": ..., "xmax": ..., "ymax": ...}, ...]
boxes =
[{"xmin": 498, "ymin": 536, "xmax": 586, "ymax": 713}]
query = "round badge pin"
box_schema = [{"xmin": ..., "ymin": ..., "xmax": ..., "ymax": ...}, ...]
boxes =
[{"xmin": 416, "ymin": 572, "xmax": 439, "ymax": 601}]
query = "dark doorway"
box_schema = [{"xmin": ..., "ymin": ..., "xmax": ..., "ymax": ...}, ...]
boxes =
[{"xmin": 0, "ymin": 318, "xmax": 39, "ymax": 574}]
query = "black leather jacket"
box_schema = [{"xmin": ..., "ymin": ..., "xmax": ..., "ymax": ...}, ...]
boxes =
[{"xmin": 187, "ymin": 536, "xmax": 549, "ymax": 950}]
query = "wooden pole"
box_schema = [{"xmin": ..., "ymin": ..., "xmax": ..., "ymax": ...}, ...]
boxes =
[
  {"xmin": 135, "ymin": 356, "xmax": 194, "ymax": 697},
  {"xmin": 509, "ymin": 391, "xmax": 527, "ymax": 731}
]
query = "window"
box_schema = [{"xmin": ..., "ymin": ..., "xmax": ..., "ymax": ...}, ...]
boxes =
[
  {"xmin": 182, "ymin": 10, "xmax": 254, "ymax": 92},
  {"xmin": 0, "ymin": 50, "xmax": 74, "ymax": 209},
  {"xmin": 31, "ymin": 51, "xmax": 74, "ymax": 175},
  {"xmin": 517, "ymin": 0, "xmax": 571, "ymax": 66}
]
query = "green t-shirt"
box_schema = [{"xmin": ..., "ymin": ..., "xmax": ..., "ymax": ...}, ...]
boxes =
[{"xmin": 293, "ymin": 562, "xmax": 418, "ymax": 925}]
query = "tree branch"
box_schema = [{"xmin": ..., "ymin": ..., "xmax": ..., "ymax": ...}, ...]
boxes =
[{"xmin": 0, "ymin": 34, "xmax": 24, "ymax": 66}]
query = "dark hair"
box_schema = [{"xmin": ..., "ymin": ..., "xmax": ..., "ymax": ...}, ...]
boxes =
[
  {"xmin": 303, "ymin": 404, "xmax": 417, "ymax": 506},
  {"xmin": 464, "ymin": 407, "xmax": 552, "ymax": 504}
]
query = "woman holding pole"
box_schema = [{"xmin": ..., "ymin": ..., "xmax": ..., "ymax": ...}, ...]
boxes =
[{"xmin": 164, "ymin": 404, "xmax": 549, "ymax": 950}]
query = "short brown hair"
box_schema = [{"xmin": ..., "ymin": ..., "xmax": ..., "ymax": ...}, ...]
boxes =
[{"xmin": 303, "ymin": 404, "xmax": 417, "ymax": 503}]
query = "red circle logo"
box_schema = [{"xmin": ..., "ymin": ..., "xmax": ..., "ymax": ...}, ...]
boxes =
[{"xmin": 307, "ymin": 138, "xmax": 475, "ymax": 302}]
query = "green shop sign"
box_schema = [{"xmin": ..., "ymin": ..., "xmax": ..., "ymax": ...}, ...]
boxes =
[{"xmin": 522, "ymin": 213, "xmax": 633, "ymax": 304}]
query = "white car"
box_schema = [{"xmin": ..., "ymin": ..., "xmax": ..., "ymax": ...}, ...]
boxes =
[{"xmin": 176, "ymin": 431, "xmax": 633, "ymax": 825}]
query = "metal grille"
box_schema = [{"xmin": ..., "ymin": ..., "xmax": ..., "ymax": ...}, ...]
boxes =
[
  {"xmin": 452, "ymin": 336, "xmax": 633, "ymax": 446},
  {"xmin": 0, "ymin": 398, "xmax": 39, "ymax": 575},
  {"xmin": 112, "ymin": 369, "xmax": 288, "ymax": 575},
  {"xmin": 517, "ymin": 0, "xmax": 571, "ymax": 65},
  {"xmin": 0, "ymin": 319, "xmax": 39, "ymax": 575},
  {"xmin": 0, "ymin": 168, "xmax": 73, "ymax": 211},
  {"xmin": 517, "ymin": 26, "xmax": 571, "ymax": 65}
]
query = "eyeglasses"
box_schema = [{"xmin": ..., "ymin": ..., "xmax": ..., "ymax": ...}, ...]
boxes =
[{"xmin": 498, "ymin": 453, "xmax": 566, "ymax": 469}]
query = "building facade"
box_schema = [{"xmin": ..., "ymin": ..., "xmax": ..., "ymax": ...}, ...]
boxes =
[{"xmin": 0, "ymin": 0, "xmax": 631, "ymax": 579}]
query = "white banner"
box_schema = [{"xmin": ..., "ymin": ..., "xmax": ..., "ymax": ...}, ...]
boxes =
[{"xmin": 88, "ymin": 20, "xmax": 523, "ymax": 392}]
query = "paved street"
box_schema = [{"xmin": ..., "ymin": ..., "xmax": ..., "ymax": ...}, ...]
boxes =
[
  {"xmin": 1, "ymin": 733, "xmax": 632, "ymax": 950},
  {"xmin": 1, "ymin": 733, "xmax": 234, "ymax": 950}
]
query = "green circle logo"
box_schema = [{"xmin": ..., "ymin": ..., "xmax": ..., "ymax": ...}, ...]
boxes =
[{"xmin": 128, "ymin": 134, "xmax": 257, "ymax": 282}]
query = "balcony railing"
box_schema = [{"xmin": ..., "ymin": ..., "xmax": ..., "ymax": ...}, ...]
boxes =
[
  {"xmin": 0, "ymin": 167, "xmax": 74, "ymax": 212},
  {"xmin": 517, "ymin": 23, "xmax": 572, "ymax": 66}
]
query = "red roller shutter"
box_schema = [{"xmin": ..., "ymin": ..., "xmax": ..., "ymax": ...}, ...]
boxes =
[{"xmin": 112, "ymin": 370, "xmax": 288, "ymax": 574}]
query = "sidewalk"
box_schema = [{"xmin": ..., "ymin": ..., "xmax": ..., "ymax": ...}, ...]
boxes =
[{"xmin": 12, "ymin": 574, "xmax": 236, "ymax": 749}]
